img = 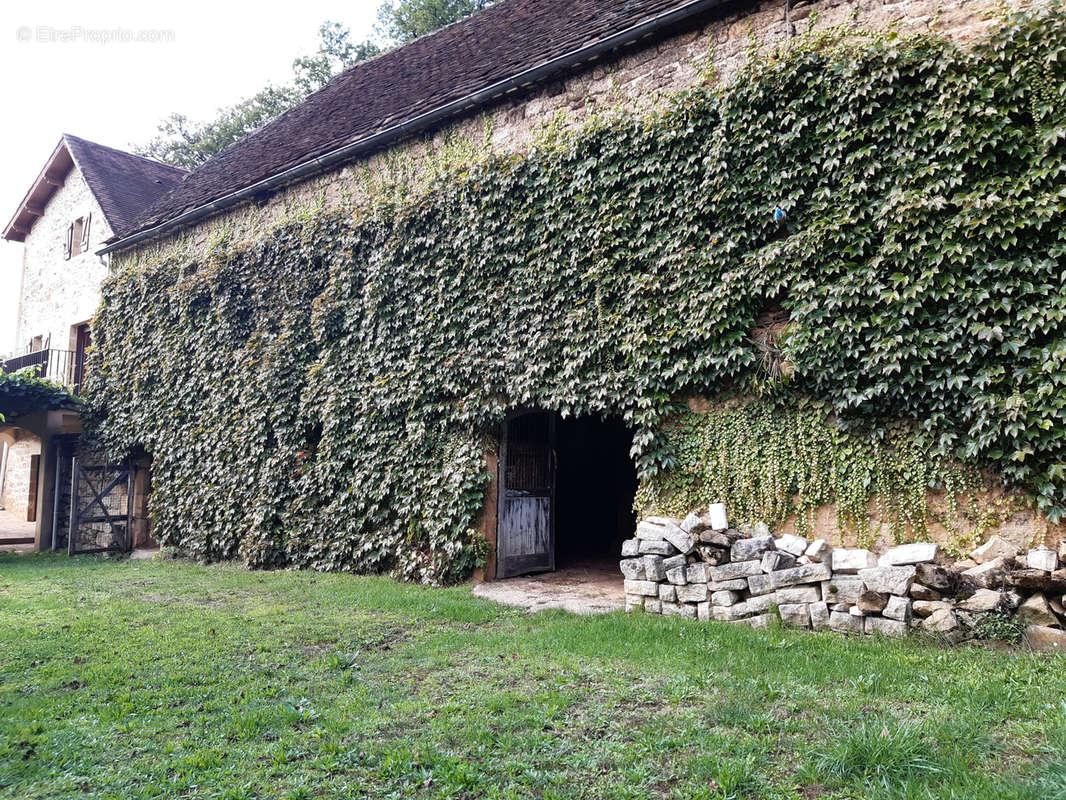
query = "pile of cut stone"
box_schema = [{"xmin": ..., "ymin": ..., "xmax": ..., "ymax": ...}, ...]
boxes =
[{"xmin": 620, "ymin": 512, "xmax": 1066, "ymax": 650}]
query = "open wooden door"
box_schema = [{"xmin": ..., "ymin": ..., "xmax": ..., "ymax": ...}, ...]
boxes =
[{"xmin": 496, "ymin": 412, "xmax": 555, "ymax": 578}]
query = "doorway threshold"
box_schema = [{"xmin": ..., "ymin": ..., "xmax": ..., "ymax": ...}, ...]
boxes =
[{"xmin": 472, "ymin": 563, "xmax": 624, "ymax": 615}]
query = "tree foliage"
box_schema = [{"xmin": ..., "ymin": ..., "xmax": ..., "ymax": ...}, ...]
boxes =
[
  {"xmin": 376, "ymin": 0, "xmax": 494, "ymax": 43},
  {"xmin": 93, "ymin": 7, "xmax": 1066, "ymax": 582}
]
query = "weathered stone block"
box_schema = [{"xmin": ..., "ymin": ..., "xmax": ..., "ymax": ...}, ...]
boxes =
[
  {"xmin": 731, "ymin": 534, "xmax": 775, "ymax": 562},
  {"xmin": 810, "ymin": 601, "xmax": 830, "ymax": 630},
  {"xmin": 1006, "ymin": 569, "xmax": 1066, "ymax": 594},
  {"xmin": 1027, "ymin": 546, "xmax": 1058, "ymax": 573},
  {"xmin": 913, "ymin": 600, "xmax": 953, "ymax": 618},
  {"xmin": 909, "ymin": 583, "xmax": 941, "ymax": 601},
  {"xmin": 659, "ymin": 583, "xmax": 677, "ymax": 602},
  {"xmin": 805, "ymin": 538, "xmax": 831, "ymax": 563},
  {"xmin": 833, "ymin": 548, "xmax": 878, "ymax": 573},
  {"xmin": 1022, "ymin": 625, "xmax": 1066, "ymax": 652},
  {"xmin": 922, "ymin": 608, "xmax": 959, "ymax": 632},
  {"xmin": 711, "ymin": 589, "xmax": 741, "ymax": 606},
  {"xmin": 779, "ymin": 603, "xmax": 810, "ymax": 627},
  {"xmin": 962, "ymin": 558, "xmax": 1006, "ymax": 590},
  {"xmin": 771, "ymin": 562, "xmax": 832, "ymax": 588},
  {"xmin": 697, "ymin": 601, "xmax": 711, "ymax": 621},
  {"xmin": 625, "ymin": 594, "xmax": 645, "ymax": 612},
  {"xmin": 708, "ymin": 578, "xmax": 747, "ymax": 591},
  {"xmin": 775, "ymin": 534, "xmax": 808, "ymax": 557},
  {"xmin": 865, "ymin": 616, "xmax": 908, "ymax": 638},
  {"xmin": 621, "ymin": 538, "xmax": 640, "ymax": 557},
  {"xmin": 686, "ymin": 562, "xmax": 711, "ymax": 583},
  {"xmin": 713, "ymin": 602, "xmax": 752, "ymax": 621},
  {"xmin": 698, "ymin": 531, "xmax": 734, "ymax": 548},
  {"xmin": 666, "ymin": 566, "xmax": 688, "ymax": 585},
  {"xmin": 856, "ymin": 590, "xmax": 889, "ymax": 614},
  {"xmin": 744, "ymin": 593, "xmax": 774, "ymax": 614},
  {"xmin": 623, "ymin": 579, "xmax": 660, "ymax": 596},
  {"xmin": 879, "ymin": 542, "xmax": 938, "ymax": 566},
  {"xmin": 677, "ymin": 583, "xmax": 709, "ymax": 603},
  {"xmin": 663, "ymin": 554, "xmax": 687, "ymax": 570},
  {"xmin": 1017, "ymin": 592, "xmax": 1057, "ymax": 627},
  {"xmin": 970, "ymin": 536, "xmax": 1016, "ymax": 564},
  {"xmin": 882, "ymin": 595, "xmax": 912, "ymax": 622},
  {"xmin": 619, "ymin": 559, "xmax": 646, "ymax": 580},
  {"xmin": 761, "ymin": 550, "xmax": 796, "ymax": 573},
  {"xmin": 709, "ymin": 560, "xmax": 764, "ymax": 582},
  {"xmin": 747, "ymin": 572, "xmax": 774, "ymax": 596},
  {"xmin": 638, "ymin": 539, "xmax": 674, "ymax": 556},
  {"xmin": 821, "ymin": 575, "xmax": 863, "ymax": 604},
  {"xmin": 849, "ymin": 605, "xmax": 865, "ymax": 617},
  {"xmin": 858, "ymin": 566, "xmax": 916, "ymax": 596},
  {"xmin": 830, "ymin": 610, "xmax": 864, "ymax": 634},
  {"xmin": 662, "ymin": 601, "xmax": 697, "ymax": 618},
  {"xmin": 663, "ymin": 523, "xmax": 696, "ymax": 556},
  {"xmin": 680, "ymin": 512, "xmax": 705, "ymax": 534},
  {"xmin": 915, "ymin": 562, "xmax": 955, "ymax": 592},
  {"xmin": 643, "ymin": 555, "xmax": 666, "ymax": 581},
  {"xmin": 957, "ymin": 588, "xmax": 1001, "ymax": 612},
  {"xmin": 636, "ymin": 521, "xmax": 667, "ymax": 540},
  {"xmin": 644, "ymin": 599, "xmax": 662, "ymax": 615},
  {"xmin": 775, "ymin": 585, "xmax": 820, "ymax": 604},
  {"xmin": 696, "ymin": 544, "xmax": 730, "ymax": 565}
]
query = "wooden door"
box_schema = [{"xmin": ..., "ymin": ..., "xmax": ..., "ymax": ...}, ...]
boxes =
[
  {"xmin": 73, "ymin": 323, "xmax": 91, "ymax": 394},
  {"xmin": 496, "ymin": 412, "xmax": 555, "ymax": 578}
]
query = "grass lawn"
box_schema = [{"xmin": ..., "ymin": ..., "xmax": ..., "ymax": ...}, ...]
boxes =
[{"xmin": 1, "ymin": 554, "xmax": 1065, "ymax": 799}]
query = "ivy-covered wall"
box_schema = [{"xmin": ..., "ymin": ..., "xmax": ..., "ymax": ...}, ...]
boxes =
[{"xmin": 90, "ymin": 6, "xmax": 1066, "ymax": 582}]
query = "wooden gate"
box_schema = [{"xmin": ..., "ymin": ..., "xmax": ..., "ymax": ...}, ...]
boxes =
[
  {"xmin": 496, "ymin": 412, "xmax": 555, "ymax": 578},
  {"xmin": 68, "ymin": 459, "xmax": 134, "ymax": 555}
]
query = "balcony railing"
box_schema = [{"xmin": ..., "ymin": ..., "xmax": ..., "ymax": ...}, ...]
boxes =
[{"xmin": 1, "ymin": 349, "xmax": 86, "ymax": 394}]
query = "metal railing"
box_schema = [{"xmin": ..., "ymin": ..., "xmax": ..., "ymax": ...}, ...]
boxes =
[{"xmin": 1, "ymin": 349, "xmax": 86, "ymax": 394}]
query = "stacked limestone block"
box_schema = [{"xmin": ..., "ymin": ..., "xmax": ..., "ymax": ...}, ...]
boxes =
[{"xmin": 621, "ymin": 514, "xmax": 1066, "ymax": 649}]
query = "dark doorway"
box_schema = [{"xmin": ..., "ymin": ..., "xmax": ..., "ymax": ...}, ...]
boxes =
[
  {"xmin": 496, "ymin": 411, "xmax": 636, "ymax": 578},
  {"xmin": 555, "ymin": 416, "xmax": 637, "ymax": 569}
]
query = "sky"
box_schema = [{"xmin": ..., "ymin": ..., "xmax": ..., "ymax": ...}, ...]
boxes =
[{"xmin": 0, "ymin": 0, "xmax": 380, "ymax": 355}]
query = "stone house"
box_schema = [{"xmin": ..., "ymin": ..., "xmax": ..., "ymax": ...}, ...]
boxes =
[
  {"xmin": 98, "ymin": 0, "xmax": 1036, "ymax": 578},
  {"xmin": 1, "ymin": 135, "xmax": 185, "ymax": 547}
]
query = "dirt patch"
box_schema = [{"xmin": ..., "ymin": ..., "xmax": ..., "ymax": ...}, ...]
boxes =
[{"xmin": 472, "ymin": 565, "xmax": 624, "ymax": 614}]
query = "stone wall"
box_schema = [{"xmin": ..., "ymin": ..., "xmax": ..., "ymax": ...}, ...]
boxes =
[
  {"xmin": 14, "ymin": 166, "xmax": 112, "ymax": 356},
  {"xmin": 1, "ymin": 433, "xmax": 41, "ymax": 521},
  {"xmin": 623, "ymin": 509, "xmax": 1066, "ymax": 649},
  {"xmin": 116, "ymin": 0, "xmax": 1034, "ymax": 269}
]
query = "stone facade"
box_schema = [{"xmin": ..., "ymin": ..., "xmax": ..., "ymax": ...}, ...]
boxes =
[
  {"xmin": 116, "ymin": 0, "xmax": 1032, "ymax": 269},
  {"xmin": 13, "ymin": 166, "xmax": 112, "ymax": 356},
  {"xmin": 1, "ymin": 432, "xmax": 41, "ymax": 521}
]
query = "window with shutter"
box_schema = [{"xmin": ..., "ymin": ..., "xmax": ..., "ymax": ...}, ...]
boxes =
[{"xmin": 64, "ymin": 223, "xmax": 73, "ymax": 260}]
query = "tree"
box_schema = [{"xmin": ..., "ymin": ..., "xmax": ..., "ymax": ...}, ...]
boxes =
[
  {"xmin": 376, "ymin": 0, "xmax": 495, "ymax": 43},
  {"xmin": 140, "ymin": 1, "xmax": 496, "ymax": 169}
]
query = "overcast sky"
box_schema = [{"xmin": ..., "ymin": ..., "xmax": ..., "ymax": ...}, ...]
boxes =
[{"xmin": 0, "ymin": 0, "xmax": 380, "ymax": 355}]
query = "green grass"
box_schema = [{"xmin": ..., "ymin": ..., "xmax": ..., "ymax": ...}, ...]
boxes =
[{"xmin": 1, "ymin": 554, "xmax": 1065, "ymax": 799}]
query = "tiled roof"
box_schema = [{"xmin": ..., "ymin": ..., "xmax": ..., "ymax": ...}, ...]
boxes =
[
  {"xmin": 119, "ymin": 0, "xmax": 730, "ymax": 242},
  {"xmin": 63, "ymin": 134, "xmax": 188, "ymax": 236}
]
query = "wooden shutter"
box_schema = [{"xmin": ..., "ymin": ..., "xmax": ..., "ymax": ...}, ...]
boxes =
[
  {"xmin": 64, "ymin": 223, "xmax": 73, "ymax": 260},
  {"xmin": 80, "ymin": 213, "xmax": 91, "ymax": 251}
]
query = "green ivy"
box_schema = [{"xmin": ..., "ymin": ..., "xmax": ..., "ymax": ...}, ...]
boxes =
[
  {"xmin": 88, "ymin": 5, "xmax": 1066, "ymax": 582},
  {"xmin": 0, "ymin": 368, "xmax": 78, "ymax": 423},
  {"xmin": 634, "ymin": 394, "xmax": 992, "ymax": 550}
]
